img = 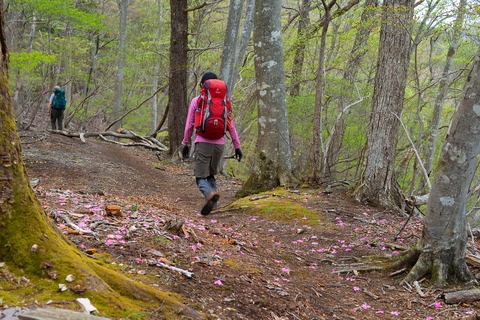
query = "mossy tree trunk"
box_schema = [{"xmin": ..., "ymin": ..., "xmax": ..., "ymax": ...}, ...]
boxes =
[
  {"xmin": 0, "ymin": 5, "xmax": 197, "ymax": 318},
  {"xmin": 404, "ymin": 46, "xmax": 480, "ymax": 286},
  {"xmin": 239, "ymin": 0, "xmax": 292, "ymax": 197}
]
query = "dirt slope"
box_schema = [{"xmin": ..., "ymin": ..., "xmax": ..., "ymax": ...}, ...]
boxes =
[{"xmin": 17, "ymin": 131, "xmax": 480, "ymax": 320}]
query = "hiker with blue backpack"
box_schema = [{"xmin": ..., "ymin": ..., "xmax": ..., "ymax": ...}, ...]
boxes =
[
  {"xmin": 48, "ymin": 86, "xmax": 67, "ymax": 131},
  {"xmin": 181, "ymin": 72, "xmax": 243, "ymax": 216}
]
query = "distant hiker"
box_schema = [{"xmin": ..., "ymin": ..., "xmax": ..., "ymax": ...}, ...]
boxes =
[
  {"xmin": 181, "ymin": 72, "xmax": 243, "ymax": 216},
  {"xmin": 48, "ymin": 86, "xmax": 67, "ymax": 131}
]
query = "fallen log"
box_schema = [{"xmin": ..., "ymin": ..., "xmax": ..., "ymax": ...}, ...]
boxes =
[{"xmin": 444, "ymin": 289, "xmax": 480, "ymax": 304}]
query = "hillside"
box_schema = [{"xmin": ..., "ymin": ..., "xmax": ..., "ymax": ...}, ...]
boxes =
[{"xmin": 7, "ymin": 131, "xmax": 479, "ymax": 319}]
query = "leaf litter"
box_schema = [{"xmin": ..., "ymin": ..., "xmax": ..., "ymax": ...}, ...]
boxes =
[{"xmin": 17, "ymin": 132, "xmax": 480, "ymax": 319}]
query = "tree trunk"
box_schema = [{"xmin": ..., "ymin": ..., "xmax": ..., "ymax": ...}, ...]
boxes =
[
  {"xmin": 312, "ymin": 0, "xmax": 334, "ymax": 182},
  {"xmin": 112, "ymin": 0, "xmax": 128, "ymax": 132},
  {"xmin": 289, "ymin": 0, "xmax": 311, "ymax": 97},
  {"xmin": 167, "ymin": 0, "xmax": 188, "ymax": 155},
  {"xmin": 238, "ymin": 0, "xmax": 292, "ymax": 196},
  {"xmin": 152, "ymin": 0, "xmax": 164, "ymax": 132},
  {"xmin": 229, "ymin": 0, "xmax": 255, "ymax": 94},
  {"xmin": 404, "ymin": 46, "xmax": 480, "ymax": 286},
  {"xmin": 220, "ymin": 0, "xmax": 243, "ymax": 90},
  {"xmin": 354, "ymin": 0, "xmax": 414, "ymax": 209},
  {"xmin": 419, "ymin": 0, "xmax": 467, "ymax": 193}
]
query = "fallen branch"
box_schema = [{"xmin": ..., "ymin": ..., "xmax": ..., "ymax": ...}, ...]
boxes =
[
  {"xmin": 52, "ymin": 129, "xmax": 168, "ymax": 152},
  {"xmin": 57, "ymin": 213, "xmax": 96, "ymax": 236},
  {"xmin": 156, "ymin": 262, "xmax": 194, "ymax": 278},
  {"xmin": 332, "ymin": 263, "xmax": 383, "ymax": 274},
  {"xmin": 466, "ymin": 253, "xmax": 480, "ymax": 267},
  {"xmin": 405, "ymin": 194, "xmax": 429, "ymax": 206},
  {"xmin": 413, "ymin": 281, "xmax": 426, "ymax": 297},
  {"xmin": 444, "ymin": 289, "xmax": 480, "ymax": 304}
]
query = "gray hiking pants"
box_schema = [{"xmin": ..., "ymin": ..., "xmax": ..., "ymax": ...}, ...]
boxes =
[{"xmin": 194, "ymin": 142, "xmax": 224, "ymax": 198}]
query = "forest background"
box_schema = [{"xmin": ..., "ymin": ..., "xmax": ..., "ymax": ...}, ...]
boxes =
[
  {"xmin": 2, "ymin": 0, "xmax": 480, "ymax": 318},
  {"xmin": 5, "ymin": 0, "xmax": 480, "ymax": 220}
]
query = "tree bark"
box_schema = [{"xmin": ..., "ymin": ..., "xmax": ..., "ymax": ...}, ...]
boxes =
[
  {"xmin": 419, "ymin": 0, "xmax": 467, "ymax": 193},
  {"xmin": 289, "ymin": 0, "xmax": 311, "ymax": 97},
  {"xmin": 238, "ymin": 0, "xmax": 292, "ymax": 196},
  {"xmin": 312, "ymin": 0, "xmax": 334, "ymax": 182},
  {"xmin": 229, "ymin": 0, "xmax": 255, "ymax": 94},
  {"xmin": 404, "ymin": 46, "xmax": 480, "ymax": 286},
  {"xmin": 151, "ymin": 0, "xmax": 164, "ymax": 132},
  {"xmin": 167, "ymin": 0, "xmax": 188, "ymax": 155},
  {"xmin": 220, "ymin": 0, "xmax": 243, "ymax": 90},
  {"xmin": 354, "ymin": 0, "xmax": 414, "ymax": 209},
  {"xmin": 112, "ymin": 0, "xmax": 128, "ymax": 133}
]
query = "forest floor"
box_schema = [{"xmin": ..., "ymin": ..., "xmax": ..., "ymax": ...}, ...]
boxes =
[{"xmin": 12, "ymin": 131, "xmax": 480, "ymax": 319}]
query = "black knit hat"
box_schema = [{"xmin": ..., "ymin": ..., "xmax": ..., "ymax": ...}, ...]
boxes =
[{"xmin": 200, "ymin": 72, "xmax": 218, "ymax": 84}]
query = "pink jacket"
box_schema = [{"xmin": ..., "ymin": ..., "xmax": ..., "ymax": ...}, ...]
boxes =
[{"xmin": 182, "ymin": 96, "xmax": 241, "ymax": 149}]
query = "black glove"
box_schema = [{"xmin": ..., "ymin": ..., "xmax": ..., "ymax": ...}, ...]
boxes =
[
  {"xmin": 235, "ymin": 148, "xmax": 243, "ymax": 162},
  {"xmin": 181, "ymin": 145, "xmax": 190, "ymax": 158}
]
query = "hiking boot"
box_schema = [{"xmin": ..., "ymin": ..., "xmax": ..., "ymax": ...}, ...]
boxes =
[{"xmin": 201, "ymin": 192, "xmax": 220, "ymax": 216}]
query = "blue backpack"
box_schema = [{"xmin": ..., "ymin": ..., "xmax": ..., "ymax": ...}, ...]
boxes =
[{"xmin": 52, "ymin": 89, "xmax": 67, "ymax": 110}]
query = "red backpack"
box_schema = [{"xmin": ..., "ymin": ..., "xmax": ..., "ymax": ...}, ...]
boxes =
[{"xmin": 194, "ymin": 79, "xmax": 232, "ymax": 139}]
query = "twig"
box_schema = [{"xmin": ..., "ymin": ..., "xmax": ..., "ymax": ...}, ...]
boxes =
[
  {"xmin": 413, "ymin": 280, "xmax": 426, "ymax": 297},
  {"xmin": 105, "ymin": 85, "xmax": 166, "ymax": 131},
  {"xmin": 363, "ymin": 289, "xmax": 379, "ymax": 299},
  {"xmin": 393, "ymin": 112, "xmax": 431, "ymax": 190},
  {"xmin": 156, "ymin": 262, "xmax": 194, "ymax": 278},
  {"xmin": 388, "ymin": 268, "xmax": 406, "ymax": 277},
  {"xmin": 57, "ymin": 213, "xmax": 96, "ymax": 236}
]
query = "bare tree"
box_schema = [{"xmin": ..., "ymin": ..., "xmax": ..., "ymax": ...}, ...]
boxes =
[
  {"xmin": 312, "ymin": 0, "xmax": 335, "ymax": 182},
  {"xmin": 220, "ymin": 0, "xmax": 243, "ymax": 90},
  {"xmin": 354, "ymin": 0, "xmax": 414, "ymax": 209},
  {"xmin": 229, "ymin": 0, "xmax": 255, "ymax": 94},
  {"xmin": 112, "ymin": 0, "xmax": 129, "ymax": 132},
  {"xmin": 323, "ymin": 0, "xmax": 378, "ymax": 179},
  {"xmin": 151, "ymin": 0, "xmax": 165, "ymax": 132},
  {"xmin": 404, "ymin": 45, "xmax": 480, "ymax": 286},
  {"xmin": 238, "ymin": 0, "xmax": 292, "ymax": 196},
  {"xmin": 289, "ymin": 0, "xmax": 311, "ymax": 97},
  {"xmin": 419, "ymin": 0, "xmax": 467, "ymax": 193}
]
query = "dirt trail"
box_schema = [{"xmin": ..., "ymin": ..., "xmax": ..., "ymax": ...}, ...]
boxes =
[{"xmin": 18, "ymin": 131, "xmax": 480, "ymax": 320}]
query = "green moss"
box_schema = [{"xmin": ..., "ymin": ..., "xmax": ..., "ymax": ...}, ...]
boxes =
[
  {"xmin": 225, "ymin": 187, "xmax": 333, "ymax": 228},
  {"xmin": 223, "ymin": 259, "xmax": 237, "ymax": 268},
  {"xmin": 223, "ymin": 259, "xmax": 260, "ymax": 274}
]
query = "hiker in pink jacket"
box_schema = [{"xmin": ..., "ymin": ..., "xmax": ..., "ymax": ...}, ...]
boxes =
[{"xmin": 181, "ymin": 72, "xmax": 242, "ymax": 215}]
